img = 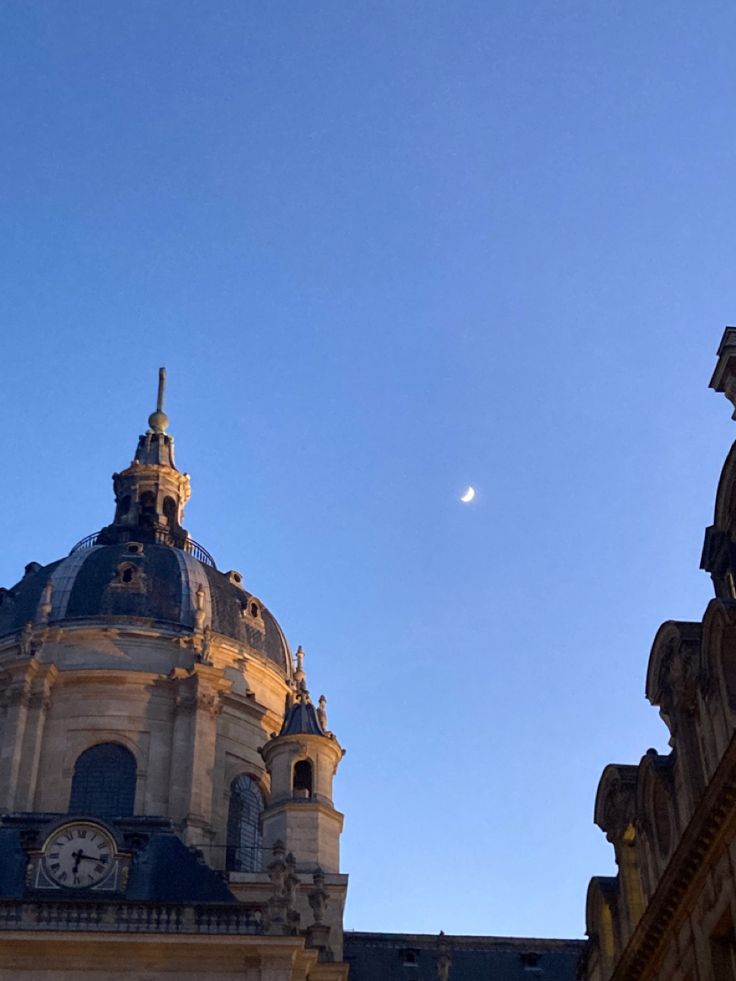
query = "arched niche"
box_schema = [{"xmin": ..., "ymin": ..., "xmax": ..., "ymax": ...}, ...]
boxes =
[{"xmin": 293, "ymin": 759, "xmax": 313, "ymax": 798}]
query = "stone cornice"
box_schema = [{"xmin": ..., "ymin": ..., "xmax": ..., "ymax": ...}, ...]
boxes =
[
  {"xmin": 262, "ymin": 798, "xmax": 344, "ymax": 827},
  {"xmin": 612, "ymin": 728, "xmax": 736, "ymax": 979}
]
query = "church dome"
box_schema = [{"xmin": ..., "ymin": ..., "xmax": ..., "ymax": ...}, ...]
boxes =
[
  {"xmin": 0, "ymin": 369, "xmax": 292, "ymax": 676},
  {"xmin": 0, "ymin": 545, "xmax": 291, "ymax": 673}
]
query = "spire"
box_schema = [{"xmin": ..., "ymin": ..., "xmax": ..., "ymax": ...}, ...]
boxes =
[
  {"xmin": 97, "ymin": 369, "xmax": 192, "ymax": 549},
  {"xmin": 148, "ymin": 367, "xmax": 170, "ymax": 434},
  {"xmin": 278, "ymin": 680, "xmax": 327, "ymax": 737},
  {"xmin": 134, "ymin": 366, "xmax": 178, "ymax": 468}
]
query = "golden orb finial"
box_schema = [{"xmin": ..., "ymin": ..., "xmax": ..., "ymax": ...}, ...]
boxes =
[{"xmin": 148, "ymin": 367, "xmax": 169, "ymax": 433}]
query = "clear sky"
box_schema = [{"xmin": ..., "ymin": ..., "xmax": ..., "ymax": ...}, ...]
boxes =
[{"xmin": 1, "ymin": 0, "xmax": 736, "ymax": 940}]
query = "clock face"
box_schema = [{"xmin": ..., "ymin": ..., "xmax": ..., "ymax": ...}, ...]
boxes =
[{"xmin": 42, "ymin": 822, "xmax": 115, "ymax": 889}]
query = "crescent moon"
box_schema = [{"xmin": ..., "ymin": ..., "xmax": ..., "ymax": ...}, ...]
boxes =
[{"xmin": 460, "ymin": 486, "xmax": 475, "ymax": 503}]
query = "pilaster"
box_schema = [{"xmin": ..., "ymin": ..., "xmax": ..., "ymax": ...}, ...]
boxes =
[
  {"xmin": 168, "ymin": 664, "xmax": 232, "ymax": 848},
  {"xmin": 0, "ymin": 657, "xmax": 57, "ymax": 811}
]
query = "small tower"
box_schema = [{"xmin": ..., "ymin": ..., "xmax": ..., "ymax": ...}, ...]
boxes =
[
  {"xmin": 98, "ymin": 367, "xmax": 192, "ymax": 548},
  {"xmin": 260, "ymin": 657, "xmax": 345, "ymax": 873}
]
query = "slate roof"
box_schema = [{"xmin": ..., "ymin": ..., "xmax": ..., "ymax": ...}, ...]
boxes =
[
  {"xmin": 0, "ymin": 544, "xmax": 291, "ymax": 674},
  {"xmin": 344, "ymin": 932, "xmax": 584, "ymax": 981},
  {"xmin": 279, "ymin": 695, "xmax": 325, "ymax": 736},
  {"xmin": 0, "ymin": 815, "xmax": 235, "ymax": 904},
  {"xmin": 126, "ymin": 829, "xmax": 234, "ymax": 903}
]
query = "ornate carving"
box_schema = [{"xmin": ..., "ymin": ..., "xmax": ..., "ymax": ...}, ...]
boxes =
[
  {"xmin": 18, "ymin": 621, "xmax": 34, "ymax": 659},
  {"xmin": 197, "ymin": 690, "xmax": 222, "ymax": 717},
  {"xmin": 194, "ymin": 585, "xmax": 206, "ymax": 632},
  {"xmin": 317, "ymin": 694, "xmax": 328, "ymax": 732},
  {"xmin": 174, "ymin": 689, "xmax": 222, "ymax": 717},
  {"xmin": 306, "ymin": 868, "xmax": 333, "ymax": 961},
  {"xmin": 264, "ymin": 840, "xmax": 300, "ymax": 936},
  {"xmin": 308, "ymin": 867, "xmax": 328, "ymax": 924},
  {"xmin": 264, "ymin": 840, "xmax": 286, "ymax": 934},
  {"xmin": 197, "ymin": 624, "xmax": 213, "ymax": 664},
  {"xmin": 37, "ymin": 581, "xmax": 53, "ymax": 625}
]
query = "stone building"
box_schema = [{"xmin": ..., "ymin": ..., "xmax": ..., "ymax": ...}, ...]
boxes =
[
  {"xmin": 0, "ymin": 369, "xmax": 582, "ymax": 980},
  {"xmin": 584, "ymin": 327, "xmax": 736, "ymax": 980}
]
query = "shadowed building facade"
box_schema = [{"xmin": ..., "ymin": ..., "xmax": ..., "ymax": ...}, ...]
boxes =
[
  {"xmin": 584, "ymin": 328, "xmax": 736, "ymax": 980},
  {"xmin": 0, "ymin": 370, "xmax": 582, "ymax": 980}
]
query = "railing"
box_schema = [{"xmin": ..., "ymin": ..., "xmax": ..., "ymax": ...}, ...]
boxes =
[
  {"xmin": 69, "ymin": 532, "xmax": 217, "ymax": 569},
  {"xmin": 69, "ymin": 532, "xmax": 101, "ymax": 554},
  {"xmin": 0, "ymin": 900, "xmax": 262, "ymax": 934},
  {"xmin": 184, "ymin": 539, "xmax": 217, "ymax": 568}
]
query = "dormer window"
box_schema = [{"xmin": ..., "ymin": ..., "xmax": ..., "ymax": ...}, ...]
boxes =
[
  {"xmin": 520, "ymin": 952, "xmax": 542, "ymax": 973},
  {"xmin": 112, "ymin": 562, "xmax": 145, "ymax": 591},
  {"xmin": 241, "ymin": 595, "xmax": 265, "ymax": 632}
]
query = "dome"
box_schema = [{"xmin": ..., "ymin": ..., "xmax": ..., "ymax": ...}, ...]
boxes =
[
  {"xmin": 0, "ymin": 542, "xmax": 291, "ymax": 674},
  {"xmin": 0, "ymin": 371, "xmax": 292, "ymax": 676}
]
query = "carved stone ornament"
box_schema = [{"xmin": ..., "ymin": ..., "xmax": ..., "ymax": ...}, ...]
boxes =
[{"xmin": 265, "ymin": 840, "xmax": 300, "ymax": 936}]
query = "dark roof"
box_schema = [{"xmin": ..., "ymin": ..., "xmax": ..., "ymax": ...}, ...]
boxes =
[
  {"xmin": 344, "ymin": 932, "xmax": 584, "ymax": 981},
  {"xmin": 126, "ymin": 831, "xmax": 235, "ymax": 903},
  {"xmin": 0, "ymin": 828, "xmax": 27, "ymax": 898},
  {"xmin": 279, "ymin": 695, "xmax": 325, "ymax": 736},
  {"xmin": 0, "ymin": 544, "xmax": 290, "ymax": 674},
  {"xmin": 0, "ymin": 815, "xmax": 235, "ymax": 904}
]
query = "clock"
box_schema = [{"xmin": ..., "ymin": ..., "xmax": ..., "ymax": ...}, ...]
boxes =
[{"xmin": 41, "ymin": 821, "xmax": 116, "ymax": 889}]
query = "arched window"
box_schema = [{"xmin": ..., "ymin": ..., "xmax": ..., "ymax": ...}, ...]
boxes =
[
  {"xmin": 226, "ymin": 775, "xmax": 264, "ymax": 872},
  {"xmin": 116, "ymin": 494, "xmax": 131, "ymax": 520},
  {"xmin": 69, "ymin": 743, "xmax": 137, "ymax": 818},
  {"xmin": 139, "ymin": 491, "xmax": 156, "ymax": 527},
  {"xmin": 293, "ymin": 759, "xmax": 313, "ymax": 798}
]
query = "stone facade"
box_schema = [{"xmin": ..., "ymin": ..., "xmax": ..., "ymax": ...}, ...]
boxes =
[
  {"xmin": 0, "ymin": 368, "xmax": 581, "ymax": 981},
  {"xmin": 584, "ymin": 328, "xmax": 736, "ymax": 981},
  {"xmin": 0, "ymin": 374, "xmax": 348, "ymax": 981}
]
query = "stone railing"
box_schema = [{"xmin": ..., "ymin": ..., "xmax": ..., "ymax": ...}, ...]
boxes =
[{"xmin": 0, "ymin": 900, "xmax": 263, "ymax": 934}]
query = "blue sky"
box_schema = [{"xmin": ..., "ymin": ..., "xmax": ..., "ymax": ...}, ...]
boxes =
[{"xmin": 1, "ymin": 0, "xmax": 736, "ymax": 939}]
